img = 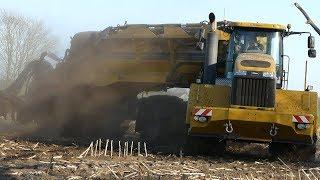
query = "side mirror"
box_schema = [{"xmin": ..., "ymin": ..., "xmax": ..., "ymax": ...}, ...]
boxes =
[
  {"xmin": 308, "ymin": 35, "xmax": 315, "ymax": 48},
  {"xmin": 308, "ymin": 48, "xmax": 316, "ymax": 58}
]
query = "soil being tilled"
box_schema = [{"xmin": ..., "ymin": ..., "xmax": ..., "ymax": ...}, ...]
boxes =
[{"xmin": 0, "ymin": 136, "xmax": 320, "ymax": 179}]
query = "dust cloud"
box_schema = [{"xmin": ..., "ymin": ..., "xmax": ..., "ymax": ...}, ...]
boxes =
[{"xmin": 0, "ymin": 25, "xmax": 201, "ymax": 150}]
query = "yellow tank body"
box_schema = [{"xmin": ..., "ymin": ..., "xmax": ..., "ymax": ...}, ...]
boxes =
[
  {"xmin": 187, "ymin": 83, "xmax": 318, "ymax": 145},
  {"xmin": 46, "ymin": 24, "xmax": 231, "ymax": 115},
  {"xmin": 40, "ymin": 23, "xmax": 215, "ymax": 112},
  {"xmin": 54, "ymin": 24, "xmax": 230, "ymax": 90}
]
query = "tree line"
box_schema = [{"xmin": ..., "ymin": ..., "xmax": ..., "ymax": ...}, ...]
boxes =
[{"xmin": 0, "ymin": 10, "xmax": 57, "ymax": 89}]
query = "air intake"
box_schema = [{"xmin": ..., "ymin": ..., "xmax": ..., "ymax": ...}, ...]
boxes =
[{"xmin": 231, "ymin": 77, "xmax": 275, "ymax": 108}]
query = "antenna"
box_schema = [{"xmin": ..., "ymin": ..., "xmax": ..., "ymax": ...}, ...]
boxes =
[{"xmin": 223, "ymin": 8, "xmax": 226, "ymax": 20}]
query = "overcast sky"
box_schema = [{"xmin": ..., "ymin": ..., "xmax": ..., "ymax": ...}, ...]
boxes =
[{"xmin": 1, "ymin": 0, "xmax": 320, "ymax": 93}]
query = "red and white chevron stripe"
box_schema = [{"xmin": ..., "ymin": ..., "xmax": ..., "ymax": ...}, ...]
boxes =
[
  {"xmin": 194, "ymin": 108, "xmax": 213, "ymax": 117},
  {"xmin": 292, "ymin": 115, "xmax": 310, "ymax": 124}
]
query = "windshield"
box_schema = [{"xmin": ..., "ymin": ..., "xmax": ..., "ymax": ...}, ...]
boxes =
[{"xmin": 226, "ymin": 29, "xmax": 283, "ymax": 80}]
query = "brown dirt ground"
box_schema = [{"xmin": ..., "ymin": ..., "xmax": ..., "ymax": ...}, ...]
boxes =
[{"xmin": 0, "ymin": 120, "xmax": 320, "ymax": 179}]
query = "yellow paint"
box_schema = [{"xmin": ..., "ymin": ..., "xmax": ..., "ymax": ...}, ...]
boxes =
[
  {"xmin": 217, "ymin": 30, "xmax": 230, "ymax": 41},
  {"xmin": 230, "ymin": 21, "xmax": 286, "ymax": 31},
  {"xmin": 187, "ymin": 84, "xmax": 318, "ymax": 144}
]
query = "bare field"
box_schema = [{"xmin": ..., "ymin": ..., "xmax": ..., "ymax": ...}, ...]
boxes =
[
  {"xmin": 0, "ymin": 119, "xmax": 320, "ymax": 180},
  {"xmin": 0, "ymin": 136, "xmax": 319, "ymax": 180}
]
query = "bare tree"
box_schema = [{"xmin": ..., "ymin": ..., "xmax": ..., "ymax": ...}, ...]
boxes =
[{"xmin": 0, "ymin": 10, "xmax": 57, "ymax": 88}]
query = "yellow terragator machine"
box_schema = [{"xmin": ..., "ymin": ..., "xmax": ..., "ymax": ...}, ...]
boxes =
[{"xmin": 186, "ymin": 15, "xmax": 318, "ymax": 158}]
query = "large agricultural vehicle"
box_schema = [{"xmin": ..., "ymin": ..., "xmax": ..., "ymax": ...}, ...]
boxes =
[
  {"xmin": 136, "ymin": 15, "xmax": 319, "ymax": 158},
  {"xmin": 2, "ymin": 11, "xmax": 318, "ymax": 158}
]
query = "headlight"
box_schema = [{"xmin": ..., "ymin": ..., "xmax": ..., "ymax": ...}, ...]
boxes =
[
  {"xmin": 234, "ymin": 70, "xmax": 247, "ymax": 76},
  {"xmin": 296, "ymin": 123, "xmax": 309, "ymax": 130},
  {"xmin": 193, "ymin": 116, "xmax": 207, "ymax": 122},
  {"xmin": 198, "ymin": 116, "xmax": 207, "ymax": 122},
  {"xmin": 262, "ymin": 72, "xmax": 276, "ymax": 78}
]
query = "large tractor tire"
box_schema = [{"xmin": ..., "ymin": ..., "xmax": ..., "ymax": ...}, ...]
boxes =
[{"xmin": 136, "ymin": 95, "xmax": 187, "ymax": 153}]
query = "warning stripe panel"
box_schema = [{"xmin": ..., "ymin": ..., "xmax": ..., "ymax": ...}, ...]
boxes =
[
  {"xmin": 292, "ymin": 115, "xmax": 310, "ymax": 124},
  {"xmin": 194, "ymin": 109, "xmax": 206, "ymax": 116},
  {"xmin": 194, "ymin": 108, "xmax": 213, "ymax": 117}
]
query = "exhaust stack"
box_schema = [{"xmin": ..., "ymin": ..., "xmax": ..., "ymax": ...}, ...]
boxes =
[{"xmin": 203, "ymin": 12, "xmax": 219, "ymax": 84}]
